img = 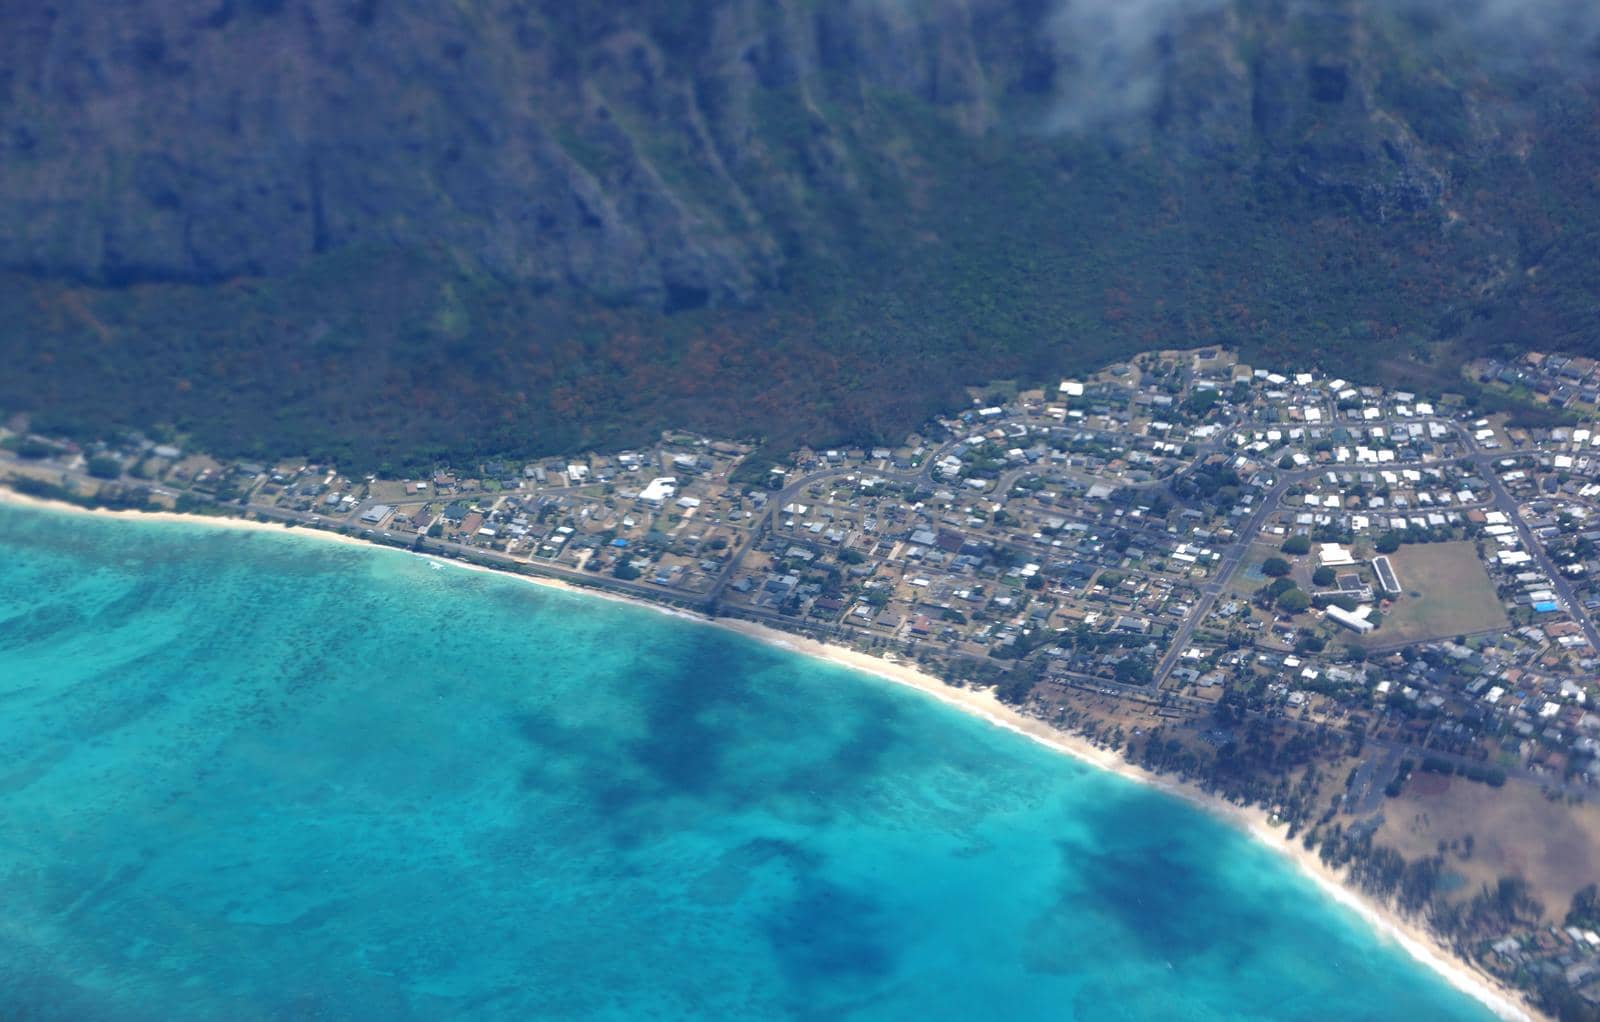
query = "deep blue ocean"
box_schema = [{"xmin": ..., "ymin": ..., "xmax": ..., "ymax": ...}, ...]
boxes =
[{"xmin": 0, "ymin": 506, "xmax": 1498, "ymax": 1020}]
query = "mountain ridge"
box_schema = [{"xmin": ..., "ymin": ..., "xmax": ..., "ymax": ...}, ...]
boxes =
[{"xmin": 2, "ymin": 0, "xmax": 1597, "ymax": 468}]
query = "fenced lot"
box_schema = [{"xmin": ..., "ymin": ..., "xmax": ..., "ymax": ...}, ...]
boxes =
[{"xmin": 1375, "ymin": 541, "xmax": 1507, "ymax": 645}]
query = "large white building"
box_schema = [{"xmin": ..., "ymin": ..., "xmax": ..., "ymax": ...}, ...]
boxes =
[
  {"xmin": 1325, "ymin": 603, "xmax": 1375, "ymax": 634},
  {"xmin": 1318, "ymin": 542, "xmax": 1356, "ymax": 567},
  {"xmin": 1372, "ymin": 555, "xmax": 1402, "ymax": 595},
  {"xmin": 639, "ymin": 477, "xmax": 678, "ymax": 505}
]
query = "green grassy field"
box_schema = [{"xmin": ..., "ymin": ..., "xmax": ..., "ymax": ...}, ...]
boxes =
[
  {"xmin": 1373, "ymin": 541, "xmax": 1508, "ymax": 645},
  {"xmin": 1227, "ymin": 543, "xmax": 1286, "ymax": 597}
]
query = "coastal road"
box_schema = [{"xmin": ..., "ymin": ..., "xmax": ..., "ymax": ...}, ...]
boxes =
[
  {"xmin": 0, "ymin": 450, "xmax": 731, "ymax": 615},
  {"xmin": 7, "ymin": 442, "xmax": 1588, "ymax": 800}
]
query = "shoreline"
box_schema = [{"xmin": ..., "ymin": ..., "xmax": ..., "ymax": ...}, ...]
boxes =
[
  {"xmin": 711, "ymin": 622, "xmax": 1539, "ymax": 1022},
  {"xmin": 0, "ymin": 487, "xmax": 379, "ymax": 550},
  {"xmin": 0, "ymin": 486, "xmax": 1542, "ymax": 1021}
]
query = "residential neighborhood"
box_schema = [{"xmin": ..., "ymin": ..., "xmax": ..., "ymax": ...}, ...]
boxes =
[{"xmin": 6, "ymin": 345, "xmax": 1600, "ymax": 1011}]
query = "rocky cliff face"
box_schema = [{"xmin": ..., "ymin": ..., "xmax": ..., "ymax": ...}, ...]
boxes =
[
  {"xmin": 1, "ymin": 1, "xmax": 784, "ymax": 306},
  {"xmin": 4, "ymin": 0, "xmax": 1589, "ymax": 311},
  {"xmin": 1, "ymin": 1, "xmax": 1598, "ymax": 470}
]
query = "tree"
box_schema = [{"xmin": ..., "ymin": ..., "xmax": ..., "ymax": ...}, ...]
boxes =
[
  {"xmin": 1281, "ymin": 535, "xmax": 1312, "ymax": 555},
  {"xmin": 1375, "ymin": 532, "xmax": 1401, "ymax": 554},
  {"xmin": 1266, "ymin": 577, "xmax": 1297, "ymax": 599},
  {"xmin": 1184, "ymin": 388, "xmax": 1220, "ymax": 417},
  {"xmin": 86, "ymin": 455, "xmax": 122, "ymax": 479},
  {"xmin": 1114, "ymin": 657, "xmax": 1154, "ymax": 685},
  {"xmin": 995, "ymin": 674, "xmax": 1034, "ymax": 705},
  {"xmin": 1568, "ymin": 884, "xmax": 1600, "ymax": 929},
  {"xmin": 1263, "ymin": 556, "xmax": 1292, "ymax": 577},
  {"xmin": 1312, "ymin": 566, "xmax": 1336, "ymax": 587},
  {"xmin": 1277, "ymin": 588, "xmax": 1311, "ymax": 613}
]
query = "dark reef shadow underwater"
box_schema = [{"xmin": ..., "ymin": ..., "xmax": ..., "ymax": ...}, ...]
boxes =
[{"xmin": 0, "ymin": 506, "xmax": 1497, "ymax": 1020}]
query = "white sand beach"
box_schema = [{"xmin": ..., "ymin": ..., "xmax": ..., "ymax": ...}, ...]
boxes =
[
  {"xmin": 710, "ymin": 618, "xmax": 1538, "ymax": 1022},
  {"xmin": 0, "ymin": 487, "xmax": 376, "ymax": 550},
  {"xmin": 0, "ymin": 484, "xmax": 1543, "ymax": 1021}
]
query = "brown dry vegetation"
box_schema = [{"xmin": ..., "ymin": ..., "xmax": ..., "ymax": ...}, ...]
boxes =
[{"xmin": 1378, "ymin": 779, "xmax": 1600, "ymax": 920}]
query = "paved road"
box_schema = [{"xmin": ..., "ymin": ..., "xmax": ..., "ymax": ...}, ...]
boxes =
[
  {"xmin": 1464, "ymin": 444, "xmax": 1600, "ymax": 651},
  {"xmin": 0, "ymin": 451, "xmax": 728, "ymax": 613},
  {"xmin": 704, "ymin": 436, "xmax": 969, "ymax": 606},
  {"xmin": 1348, "ymin": 746, "xmax": 1403, "ymax": 814},
  {"xmin": 1152, "ymin": 472, "xmax": 1298, "ymax": 684},
  {"xmin": 14, "ymin": 412, "xmax": 1596, "ymax": 666},
  {"xmin": 1149, "ymin": 424, "xmax": 1600, "ymax": 684},
  {"xmin": 9, "ymin": 425, "xmax": 1592, "ymax": 799}
]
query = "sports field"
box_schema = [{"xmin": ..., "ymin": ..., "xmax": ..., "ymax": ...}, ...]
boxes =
[{"xmin": 1375, "ymin": 541, "xmax": 1508, "ymax": 645}]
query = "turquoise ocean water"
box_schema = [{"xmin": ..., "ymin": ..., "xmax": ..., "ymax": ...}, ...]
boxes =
[{"xmin": 0, "ymin": 506, "xmax": 1498, "ymax": 1021}]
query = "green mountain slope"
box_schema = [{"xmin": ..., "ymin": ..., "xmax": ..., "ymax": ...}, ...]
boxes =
[{"xmin": 2, "ymin": 0, "xmax": 1597, "ymax": 468}]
